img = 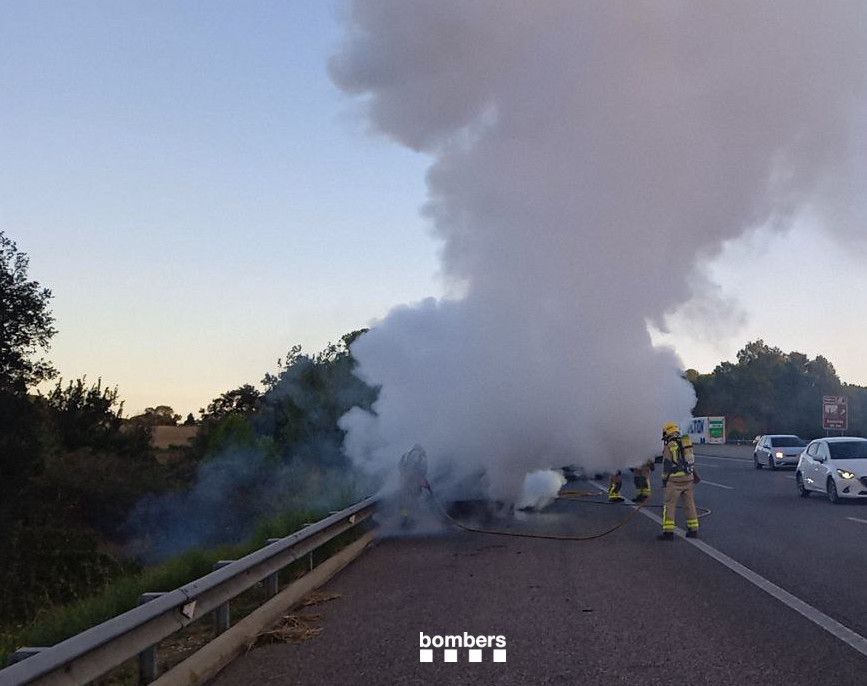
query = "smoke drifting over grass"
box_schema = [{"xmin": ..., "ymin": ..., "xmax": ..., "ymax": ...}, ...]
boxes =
[
  {"xmin": 332, "ymin": 2, "xmax": 867, "ymax": 500},
  {"xmin": 126, "ymin": 447, "xmax": 361, "ymax": 562},
  {"xmin": 126, "ymin": 344, "xmax": 375, "ymax": 562}
]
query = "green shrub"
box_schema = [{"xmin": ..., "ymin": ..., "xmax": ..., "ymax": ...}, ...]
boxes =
[{"xmin": 1, "ymin": 508, "xmax": 325, "ymax": 666}]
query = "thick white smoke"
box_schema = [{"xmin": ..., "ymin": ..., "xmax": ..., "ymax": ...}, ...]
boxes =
[
  {"xmin": 517, "ymin": 470, "xmax": 568, "ymax": 511},
  {"xmin": 332, "ymin": 1, "xmax": 867, "ymax": 501}
]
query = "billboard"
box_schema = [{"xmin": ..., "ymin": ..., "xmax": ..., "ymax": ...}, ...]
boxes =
[
  {"xmin": 822, "ymin": 395, "xmax": 848, "ymax": 431},
  {"xmin": 685, "ymin": 416, "xmax": 725, "ymax": 444},
  {"xmin": 707, "ymin": 416, "xmax": 725, "ymax": 444}
]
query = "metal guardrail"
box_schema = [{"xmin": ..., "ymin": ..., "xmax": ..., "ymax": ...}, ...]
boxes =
[{"xmin": 0, "ymin": 496, "xmax": 377, "ymax": 686}]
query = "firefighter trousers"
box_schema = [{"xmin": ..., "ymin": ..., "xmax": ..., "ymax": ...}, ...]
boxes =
[
  {"xmin": 632, "ymin": 464, "xmax": 652, "ymax": 498},
  {"xmin": 662, "ymin": 474, "xmax": 698, "ymax": 532}
]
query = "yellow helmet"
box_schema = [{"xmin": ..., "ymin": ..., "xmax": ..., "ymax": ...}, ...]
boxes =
[{"xmin": 662, "ymin": 421, "xmax": 680, "ymax": 438}]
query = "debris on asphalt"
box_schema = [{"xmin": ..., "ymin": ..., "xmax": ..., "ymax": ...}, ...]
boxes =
[
  {"xmin": 254, "ymin": 614, "xmax": 323, "ymax": 646},
  {"xmin": 301, "ymin": 591, "xmax": 341, "ymax": 607},
  {"xmin": 252, "ymin": 592, "xmax": 342, "ymax": 648}
]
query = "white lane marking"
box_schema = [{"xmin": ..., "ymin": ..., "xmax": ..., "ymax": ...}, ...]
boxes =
[
  {"xmin": 695, "ymin": 461, "xmax": 753, "ymax": 472},
  {"xmin": 590, "ymin": 481, "xmax": 867, "ymax": 659},
  {"xmin": 846, "ymin": 517, "xmax": 867, "ymax": 525},
  {"xmin": 693, "ymin": 453, "xmax": 753, "ymax": 463},
  {"xmin": 698, "ymin": 479, "xmax": 734, "ymax": 490}
]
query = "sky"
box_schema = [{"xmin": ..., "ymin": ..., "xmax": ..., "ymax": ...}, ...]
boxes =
[{"xmin": 2, "ymin": 1, "xmax": 867, "ymax": 415}]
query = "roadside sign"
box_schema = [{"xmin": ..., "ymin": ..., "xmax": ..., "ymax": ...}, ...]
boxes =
[
  {"xmin": 822, "ymin": 395, "xmax": 848, "ymax": 431},
  {"xmin": 707, "ymin": 416, "xmax": 725, "ymax": 444}
]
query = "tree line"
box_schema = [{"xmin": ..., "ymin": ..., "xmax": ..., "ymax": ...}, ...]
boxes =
[
  {"xmin": 0, "ymin": 230, "xmax": 374, "ymax": 626},
  {"xmin": 687, "ymin": 340, "xmax": 867, "ymax": 440}
]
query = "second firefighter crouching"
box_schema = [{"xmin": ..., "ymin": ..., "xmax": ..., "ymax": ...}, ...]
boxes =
[
  {"xmin": 658, "ymin": 422, "xmax": 700, "ymax": 540},
  {"xmin": 608, "ymin": 458, "xmax": 654, "ymax": 503}
]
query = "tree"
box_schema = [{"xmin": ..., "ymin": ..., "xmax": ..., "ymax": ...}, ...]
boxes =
[
  {"xmin": 144, "ymin": 405, "xmax": 181, "ymax": 426},
  {"xmin": 0, "ymin": 232, "xmax": 56, "ymax": 521},
  {"xmin": 253, "ymin": 335, "xmax": 377, "ymax": 466},
  {"xmin": 0, "ymin": 231, "xmax": 57, "ymax": 393},
  {"xmin": 44, "ymin": 378, "xmax": 150, "ymax": 455},
  {"xmin": 128, "ymin": 405, "xmax": 182, "ymax": 426},
  {"xmin": 182, "ymin": 412, "xmax": 196, "ymax": 426},
  {"xmin": 201, "ymin": 384, "xmax": 263, "ymax": 420}
]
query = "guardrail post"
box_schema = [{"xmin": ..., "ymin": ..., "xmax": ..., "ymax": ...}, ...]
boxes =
[
  {"xmin": 138, "ymin": 593, "xmax": 165, "ymax": 683},
  {"xmin": 266, "ymin": 571, "xmax": 279, "ymax": 597},
  {"xmin": 303, "ymin": 524, "xmax": 314, "ymax": 571},
  {"xmin": 212, "ymin": 561, "xmax": 234, "ymax": 634},
  {"xmin": 9, "ymin": 647, "xmax": 47, "ymax": 664},
  {"xmin": 263, "ymin": 540, "xmax": 281, "ymax": 596}
]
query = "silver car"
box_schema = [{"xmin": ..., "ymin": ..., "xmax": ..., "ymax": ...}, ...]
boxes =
[{"xmin": 753, "ymin": 434, "xmax": 807, "ymax": 470}]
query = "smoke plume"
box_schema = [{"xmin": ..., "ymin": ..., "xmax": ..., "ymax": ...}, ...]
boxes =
[
  {"xmin": 517, "ymin": 470, "xmax": 568, "ymax": 511},
  {"xmin": 331, "ymin": 1, "xmax": 867, "ymax": 500}
]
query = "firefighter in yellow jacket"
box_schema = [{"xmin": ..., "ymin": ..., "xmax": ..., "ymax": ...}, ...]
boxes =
[
  {"xmin": 658, "ymin": 422, "xmax": 700, "ymax": 540},
  {"xmin": 607, "ymin": 459, "xmax": 654, "ymax": 503}
]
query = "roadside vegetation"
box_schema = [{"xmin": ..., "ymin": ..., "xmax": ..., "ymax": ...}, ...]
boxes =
[
  {"xmin": 687, "ymin": 340, "xmax": 867, "ymax": 440},
  {"xmin": 0, "ymin": 231, "xmax": 375, "ymax": 663},
  {"xmin": 0, "ymin": 509, "xmax": 327, "ymax": 664}
]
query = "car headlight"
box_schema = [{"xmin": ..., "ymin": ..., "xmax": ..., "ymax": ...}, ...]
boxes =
[
  {"xmin": 775, "ymin": 451, "xmax": 784, "ymax": 458},
  {"xmin": 837, "ymin": 469, "xmax": 856, "ymax": 480}
]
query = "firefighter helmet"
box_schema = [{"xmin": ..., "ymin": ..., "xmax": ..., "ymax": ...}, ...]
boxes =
[{"xmin": 662, "ymin": 421, "xmax": 680, "ymax": 438}]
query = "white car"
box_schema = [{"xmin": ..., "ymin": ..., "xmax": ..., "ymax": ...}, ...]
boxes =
[
  {"xmin": 754, "ymin": 434, "xmax": 807, "ymax": 469},
  {"xmin": 796, "ymin": 437, "xmax": 867, "ymax": 503}
]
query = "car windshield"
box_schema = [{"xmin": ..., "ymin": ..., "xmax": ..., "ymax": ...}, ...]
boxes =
[
  {"xmin": 770, "ymin": 436, "xmax": 806, "ymax": 447},
  {"xmin": 829, "ymin": 442, "xmax": 867, "ymax": 459}
]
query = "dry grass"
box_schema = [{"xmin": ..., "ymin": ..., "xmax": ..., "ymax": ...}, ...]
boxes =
[
  {"xmin": 251, "ymin": 591, "xmax": 342, "ymax": 648},
  {"xmin": 255, "ymin": 614, "xmax": 324, "ymax": 646},
  {"xmin": 150, "ymin": 425, "xmax": 198, "ymax": 450},
  {"xmin": 300, "ymin": 590, "xmax": 341, "ymax": 607}
]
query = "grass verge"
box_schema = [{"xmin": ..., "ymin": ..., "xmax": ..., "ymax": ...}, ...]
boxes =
[{"xmin": 0, "ymin": 509, "xmax": 328, "ymax": 667}]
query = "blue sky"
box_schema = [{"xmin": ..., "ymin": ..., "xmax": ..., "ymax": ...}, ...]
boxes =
[
  {"xmin": 1, "ymin": 1, "xmax": 440, "ymax": 413},
  {"xmin": 3, "ymin": 1, "xmax": 866, "ymax": 414}
]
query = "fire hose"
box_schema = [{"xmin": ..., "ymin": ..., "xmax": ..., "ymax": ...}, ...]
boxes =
[{"xmin": 427, "ymin": 485, "xmax": 710, "ymax": 541}]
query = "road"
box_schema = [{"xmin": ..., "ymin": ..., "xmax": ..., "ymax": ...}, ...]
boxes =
[
  {"xmin": 689, "ymin": 445, "xmax": 867, "ymax": 638},
  {"xmin": 213, "ymin": 445, "xmax": 867, "ymax": 685}
]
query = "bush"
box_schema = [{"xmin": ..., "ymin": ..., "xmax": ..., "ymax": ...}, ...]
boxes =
[
  {"xmin": 0, "ymin": 508, "xmax": 326, "ymax": 665},
  {"xmin": 38, "ymin": 449, "xmax": 173, "ymax": 539},
  {"xmin": 0, "ymin": 524, "xmax": 129, "ymax": 626}
]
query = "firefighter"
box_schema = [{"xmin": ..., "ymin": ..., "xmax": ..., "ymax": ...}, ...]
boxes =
[
  {"xmin": 607, "ymin": 458, "xmax": 654, "ymax": 503},
  {"xmin": 631, "ymin": 459, "xmax": 654, "ymax": 502},
  {"xmin": 607, "ymin": 470, "xmax": 625, "ymax": 502},
  {"xmin": 398, "ymin": 444, "xmax": 430, "ymax": 527},
  {"xmin": 658, "ymin": 422, "xmax": 700, "ymax": 540}
]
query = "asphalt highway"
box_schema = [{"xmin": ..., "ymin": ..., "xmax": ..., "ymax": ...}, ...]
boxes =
[
  {"xmin": 213, "ymin": 445, "xmax": 867, "ymax": 685},
  {"xmin": 688, "ymin": 446, "xmax": 867, "ymax": 642}
]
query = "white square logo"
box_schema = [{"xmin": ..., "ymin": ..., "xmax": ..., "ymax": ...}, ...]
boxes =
[{"xmin": 418, "ymin": 632, "xmax": 507, "ymax": 662}]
